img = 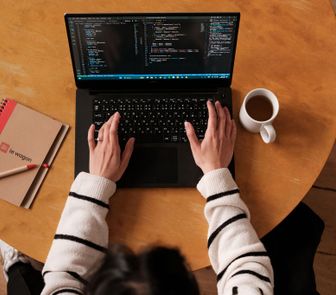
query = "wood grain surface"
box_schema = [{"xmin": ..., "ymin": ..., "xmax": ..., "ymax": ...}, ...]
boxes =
[
  {"xmin": 331, "ymin": 0, "xmax": 336, "ymax": 14},
  {"xmin": 0, "ymin": 0, "xmax": 335, "ymax": 270}
]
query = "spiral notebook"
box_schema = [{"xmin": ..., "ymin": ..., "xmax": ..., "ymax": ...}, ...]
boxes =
[{"xmin": 0, "ymin": 98, "xmax": 69, "ymax": 208}]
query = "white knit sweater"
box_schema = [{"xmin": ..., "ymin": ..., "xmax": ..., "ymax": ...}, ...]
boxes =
[{"xmin": 41, "ymin": 169, "xmax": 274, "ymax": 295}]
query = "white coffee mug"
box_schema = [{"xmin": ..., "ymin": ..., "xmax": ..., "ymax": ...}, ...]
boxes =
[{"xmin": 239, "ymin": 88, "xmax": 279, "ymax": 143}]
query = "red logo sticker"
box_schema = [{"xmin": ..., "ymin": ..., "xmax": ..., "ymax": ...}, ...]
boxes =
[{"xmin": 0, "ymin": 142, "xmax": 10, "ymax": 153}]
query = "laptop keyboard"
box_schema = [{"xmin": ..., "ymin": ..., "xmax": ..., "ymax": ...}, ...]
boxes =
[{"xmin": 93, "ymin": 96, "xmax": 213, "ymax": 144}]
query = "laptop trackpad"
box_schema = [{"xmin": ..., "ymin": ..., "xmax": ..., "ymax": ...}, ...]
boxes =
[{"xmin": 120, "ymin": 146, "xmax": 178, "ymax": 186}]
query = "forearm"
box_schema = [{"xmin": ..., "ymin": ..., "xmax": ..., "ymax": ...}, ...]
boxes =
[
  {"xmin": 41, "ymin": 172, "xmax": 116, "ymax": 295},
  {"xmin": 197, "ymin": 168, "xmax": 274, "ymax": 295}
]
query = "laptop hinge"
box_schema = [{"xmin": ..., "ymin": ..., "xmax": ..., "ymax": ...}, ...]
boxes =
[{"xmin": 88, "ymin": 87, "xmax": 224, "ymax": 96}]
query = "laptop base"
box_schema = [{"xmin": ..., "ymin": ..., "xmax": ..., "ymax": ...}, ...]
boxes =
[{"xmin": 74, "ymin": 88, "xmax": 234, "ymax": 187}]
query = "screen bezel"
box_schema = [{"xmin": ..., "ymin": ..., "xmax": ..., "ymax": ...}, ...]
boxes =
[{"xmin": 64, "ymin": 12, "xmax": 240, "ymax": 90}]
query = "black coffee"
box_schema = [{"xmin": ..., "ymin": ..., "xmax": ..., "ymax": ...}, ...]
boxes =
[{"xmin": 246, "ymin": 95, "xmax": 273, "ymax": 121}]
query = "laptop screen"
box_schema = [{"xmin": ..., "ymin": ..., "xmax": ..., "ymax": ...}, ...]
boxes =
[{"xmin": 65, "ymin": 13, "xmax": 239, "ymax": 85}]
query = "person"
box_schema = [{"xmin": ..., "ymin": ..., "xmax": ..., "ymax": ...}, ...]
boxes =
[{"xmin": 1, "ymin": 101, "xmax": 276, "ymax": 294}]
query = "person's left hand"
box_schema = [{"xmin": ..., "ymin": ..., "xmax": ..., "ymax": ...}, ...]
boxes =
[{"xmin": 87, "ymin": 112, "xmax": 135, "ymax": 182}]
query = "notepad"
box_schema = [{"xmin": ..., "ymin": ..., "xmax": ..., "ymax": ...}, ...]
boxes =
[{"xmin": 0, "ymin": 98, "xmax": 69, "ymax": 208}]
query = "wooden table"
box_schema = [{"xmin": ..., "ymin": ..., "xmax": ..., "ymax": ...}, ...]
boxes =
[{"xmin": 0, "ymin": 0, "xmax": 335, "ymax": 270}]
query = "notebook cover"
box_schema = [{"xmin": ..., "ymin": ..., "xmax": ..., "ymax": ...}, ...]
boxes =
[{"xmin": 0, "ymin": 99, "xmax": 67, "ymax": 207}]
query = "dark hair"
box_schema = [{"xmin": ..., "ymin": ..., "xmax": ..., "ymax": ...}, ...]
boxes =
[{"xmin": 87, "ymin": 244, "xmax": 200, "ymax": 295}]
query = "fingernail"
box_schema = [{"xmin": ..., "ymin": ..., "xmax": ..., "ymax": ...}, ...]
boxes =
[{"xmin": 184, "ymin": 121, "xmax": 189, "ymax": 128}]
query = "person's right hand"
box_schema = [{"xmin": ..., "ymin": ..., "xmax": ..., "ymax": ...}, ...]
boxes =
[{"xmin": 184, "ymin": 100, "xmax": 237, "ymax": 174}]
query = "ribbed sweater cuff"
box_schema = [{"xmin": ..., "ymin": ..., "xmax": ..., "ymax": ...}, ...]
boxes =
[
  {"xmin": 196, "ymin": 168, "xmax": 237, "ymax": 198},
  {"xmin": 70, "ymin": 172, "xmax": 116, "ymax": 203}
]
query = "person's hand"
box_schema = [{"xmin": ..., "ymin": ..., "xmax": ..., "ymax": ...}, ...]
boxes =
[
  {"xmin": 87, "ymin": 112, "xmax": 135, "ymax": 182},
  {"xmin": 184, "ymin": 100, "xmax": 237, "ymax": 174}
]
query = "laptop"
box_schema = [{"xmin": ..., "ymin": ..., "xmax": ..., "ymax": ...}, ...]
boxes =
[{"xmin": 64, "ymin": 13, "xmax": 240, "ymax": 187}]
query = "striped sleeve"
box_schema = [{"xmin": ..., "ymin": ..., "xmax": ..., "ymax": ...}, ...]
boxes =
[
  {"xmin": 197, "ymin": 168, "xmax": 274, "ymax": 295},
  {"xmin": 41, "ymin": 172, "xmax": 116, "ymax": 295}
]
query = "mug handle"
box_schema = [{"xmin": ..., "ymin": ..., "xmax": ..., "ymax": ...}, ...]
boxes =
[{"xmin": 260, "ymin": 124, "xmax": 276, "ymax": 143}]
